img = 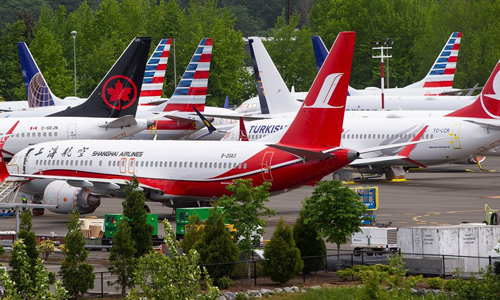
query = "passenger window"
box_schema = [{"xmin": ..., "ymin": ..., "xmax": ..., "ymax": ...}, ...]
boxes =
[
  {"xmin": 243, "ymin": 163, "xmax": 247, "ymax": 169},
  {"xmin": 49, "ymin": 132, "xmax": 52, "ymax": 137},
  {"xmin": 189, "ymin": 162, "xmax": 192, "ymax": 168},
  {"xmin": 27, "ymin": 133, "xmax": 30, "ymax": 137},
  {"xmin": 38, "ymin": 132, "xmax": 41, "ymax": 137},
  {"xmin": 159, "ymin": 162, "xmax": 163, "ymax": 168},
  {"xmin": 174, "ymin": 162, "xmax": 177, "ymax": 168},
  {"xmin": 194, "ymin": 162, "xmax": 198, "ymax": 168},
  {"xmin": 99, "ymin": 161, "xmax": 102, "ymax": 167},
  {"xmin": 184, "ymin": 162, "xmax": 187, "ymax": 168},
  {"xmin": 55, "ymin": 132, "xmax": 58, "ymax": 137},
  {"xmin": 21, "ymin": 133, "xmax": 25, "ymax": 137},
  {"xmin": 43, "ymin": 132, "xmax": 46, "ymax": 137}
]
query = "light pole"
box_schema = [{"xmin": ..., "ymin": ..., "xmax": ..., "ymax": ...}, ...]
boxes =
[
  {"xmin": 371, "ymin": 38, "xmax": 393, "ymax": 110},
  {"xmin": 71, "ymin": 30, "xmax": 77, "ymax": 97}
]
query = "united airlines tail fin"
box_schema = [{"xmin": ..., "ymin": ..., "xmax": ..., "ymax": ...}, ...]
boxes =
[
  {"xmin": 139, "ymin": 38, "xmax": 171, "ymax": 104},
  {"xmin": 149, "ymin": 38, "xmax": 212, "ymax": 113},
  {"xmin": 248, "ymin": 37, "xmax": 301, "ymax": 115},
  {"xmin": 312, "ymin": 36, "xmax": 328, "ymax": 71},
  {"xmin": 445, "ymin": 59, "xmax": 500, "ymax": 119},
  {"xmin": 278, "ymin": 31, "xmax": 355, "ymax": 147},
  {"xmin": 17, "ymin": 42, "xmax": 59, "ymax": 107},
  {"xmin": 405, "ymin": 32, "xmax": 461, "ymax": 93},
  {"xmin": 49, "ymin": 37, "xmax": 151, "ymax": 118}
]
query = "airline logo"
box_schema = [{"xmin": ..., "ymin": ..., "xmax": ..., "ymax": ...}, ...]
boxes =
[
  {"xmin": 102, "ymin": 75, "xmax": 138, "ymax": 110},
  {"xmin": 304, "ymin": 73, "xmax": 344, "ymax": 108},
  {"xmin": 28, "ymin": 73, "xmax": 54, "ymax": 107},
  {"xmin": 481, "ymin": 68, "xmax": 500, "ymax": 119},
  {"xmin": 424, "ymin": 32, "xmax": 461, "ymax": 89},
  {"xmin": 140, "ymin": 38, "xmax": 171, "ymax": 100}
]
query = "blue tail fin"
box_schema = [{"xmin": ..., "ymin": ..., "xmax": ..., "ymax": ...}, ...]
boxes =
[
  {"xmin": 312, "ymin": 36, "xmax": 328, "ymax": 71},
  {"xmin": 17, "ymin": 42, "xmax": 55, "ymax": 107}
]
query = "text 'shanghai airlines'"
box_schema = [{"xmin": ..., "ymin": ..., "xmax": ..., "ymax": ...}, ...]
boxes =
[
  {"xmin": 0, "ymin": 37, "xmax": 153, "ymax": 158},
  {"xmin": 9, "ymin": 31, "xmax": 366, "ymax": 214},
  {"xmin": 223, "ymin": 44, "xmax": 500, "ymax": 176}
]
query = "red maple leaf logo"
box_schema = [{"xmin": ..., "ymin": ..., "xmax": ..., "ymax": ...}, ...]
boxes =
[{"xmin": 106, "ymin": 80, "xmax": 132, "ymax": 102}]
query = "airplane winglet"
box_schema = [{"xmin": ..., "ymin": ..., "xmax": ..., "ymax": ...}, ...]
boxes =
[
  {"xmin": 239, "ymin": 117, "xmax": 249, "ymax": 141},
  {"xmin": 193, "ymin": 106, "xmax": 216, "ymax": 140},
  {"xmin": 0, "ymin": 121, "xmax": 18, "ymax": 182}
]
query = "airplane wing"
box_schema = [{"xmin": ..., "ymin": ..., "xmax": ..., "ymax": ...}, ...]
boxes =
[
  {"xmin": 464, "ymin": 119, "xmax": 500, "ymax": 130},
  {"xmin": 199, "ymin": 113, "xmax": 272, "ymax": 121},
  {"xmin": 99, "ymin": 115, "xmax": 138, "ymax": 128}
]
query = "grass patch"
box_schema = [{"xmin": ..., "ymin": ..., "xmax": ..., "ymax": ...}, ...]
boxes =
[{"xmin": 274, "ymin": 287, "xmax": 358, "ymax": 300}]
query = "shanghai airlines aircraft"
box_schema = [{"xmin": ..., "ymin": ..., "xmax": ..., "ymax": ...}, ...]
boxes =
[
  {"xmin": 0, "ymin": 38, "xmax": 171, "ymax": 113},
  {"xmin": 0, "ymin": 36, "xmax": 153, "ymax": 158},
  {"xmin": 8, "ymin": 31, "xmax": 361, "ymax": 214}
]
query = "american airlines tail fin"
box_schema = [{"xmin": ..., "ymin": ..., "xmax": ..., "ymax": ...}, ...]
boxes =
[
  {"xmin": 149, "ymin": 38, "xmax": 212, "ymax": 113},
  {"xmin": 445, "ymin": 60, "xmax": 500, "ymax": 119},
  {"xmin": 278, "ymin": 31, "xmax": 355, "ymax": 148},
  {"xmin": 248, "ymin": 37, "xmax": 301, "ymax": 114},
  {"xmin": 139, "ymin": 38, "xmax": 171, "ymax": 104},
  {"xmin": 49, "ymin": 37, "xmax": 151, "ymax": 118},
  {"xmin": 405, "ymin": 32, "xmax": 461, "ymax": 92},
  {"xmin": 17, "ymin": 42, "xmax": 60, "ymax": 107}
]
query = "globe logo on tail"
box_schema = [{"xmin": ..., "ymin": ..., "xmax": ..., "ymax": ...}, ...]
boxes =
[
  {"xmin": 303, "ymin": 73, "xmax": 344, "ymax": 108},
  {"xmin": 101, "ymin": 75, "xmax": 137, "ymax": 110},
  {"xmin": 28, "ymin": 73, "xmax": 54, "ymax": 107},
  {"xmin": 481, "ymin": 69, "xmax": 500, "ymax": 119}
]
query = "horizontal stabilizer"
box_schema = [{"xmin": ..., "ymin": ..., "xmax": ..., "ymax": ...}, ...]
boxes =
[
  {"xmin": 200, "ymin": 113, "xmax": 271, "ymax": 121},
  {"xmin": 464, "ymin": 119, "xmax": 500, "ymax": 130},
  {"xmin": 358, "ymin": 137, "xmax": 443, "ymax": 154},
  {"xmin": 99, "ymin": 115, "xmax": 137, "ymax": 128},
  {"xmin": 267, "ymin": 144, "xmax": 336, "ymax": 160},
  {"xmin": 350, "ymin": 156, "xmax": 425, "ymax": 168}
]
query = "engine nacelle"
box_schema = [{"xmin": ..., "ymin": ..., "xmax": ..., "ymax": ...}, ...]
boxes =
[
  {"xmin": 453, "ymin": 155, "xmax": 487, "ymax": 165},
  {"xmin": 43, "ymin": 180, "xmax": 101, "ymax": 214}
]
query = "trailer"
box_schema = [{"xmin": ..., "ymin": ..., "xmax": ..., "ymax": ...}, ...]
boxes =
[
  {"xmin": 102, "ymin": 213, "xmax": 162, "ymax": 246},
  {"xmin": 351, "ymin": 226, "xmax": 398, "ymax": 255}
]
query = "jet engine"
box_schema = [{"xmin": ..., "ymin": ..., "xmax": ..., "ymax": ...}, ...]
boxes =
[
  {"xmin": 43, "ymin": 180, "xmax": 101, "ymax": 214},
  {"xmin": 453, "ymin": 155, "xmax": 486, "ymax": 165}
]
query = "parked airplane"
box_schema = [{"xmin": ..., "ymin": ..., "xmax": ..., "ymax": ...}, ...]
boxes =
[
  {"xmin": 7, "ymin": 31, "xmax": 360, "ymax": 213},
  {"xmin": 0, "ymin": 38, "xmax": 171, "ymax": 113},
  {"xmin": 0, "ymin": 36, "xmax": 153, "ymax": 158},
  {"xmin": 313, "ymin": 32, "xmax": 464, "ymax": 96}
]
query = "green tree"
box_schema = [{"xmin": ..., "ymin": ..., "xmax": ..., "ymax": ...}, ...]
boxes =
[
  {"xmin": 2, "ymin": 239, "xmax": 67, "ymax": 300},
  {"xmin": 194, "ymin": 207, "xmax": 239, "ymax": 285},
  {"xmin": 0, "ymin": 20, "xmax": 28, "ymax": 101},
  {"xmin": 10, "ymin": 210, "xmax": 40, "ymax": 290},
  {"xmin": 293, "ymin": 208, "xmax": 326, "ymax": 274},
  {"xmin": 304, "ymin": 180, "xmax": 367, "ymax": 269},
  {"xmin": 263, "ymin": 218, "xmax": 303, "ymax": 284},
  {"xmin": 122, "ymin": 176, "xmax": 153, "ymax": 257},
  {"xmin": 180, "ymin": 213, "xmax": 204, "ymax": 253},
  {"xmin": 128, "ymin": 220, "xmax": 219, "ymax": 300},
  {"xmin": 218, "ymin": 179, "xmax": 275, "ymax": 260},
  {"xmin": 108, "ymin": 220, "xmax": 137, "ymax": 296},
  {"xmin": 59, "ymin": 208, "xmax": 95, "ymax": 299}
]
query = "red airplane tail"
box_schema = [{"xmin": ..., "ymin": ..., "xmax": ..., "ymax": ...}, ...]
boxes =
[
  {"xmin": 278, "ymin": 31, "xmax": 355, "ymax": 149},
  {"xmin": 446, "ymin": 60, "xmax": 500, "ymax": 119}
]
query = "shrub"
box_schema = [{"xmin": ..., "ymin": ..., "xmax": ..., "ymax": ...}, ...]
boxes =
[
  {"xmin": 0, "ymin": 245, "xmax": 5, "ymax": 255},
  {"xmin": 38, "ymin": 240, "xmax": 55, "ymax": 260},
  {"xmin": 443, "ymin": 279, "xmax": 455, "ymax": 291},
  {"xmin": 231, "ymin": 261, "xmax": 264, "ymax": 279},
  {"xmin": 263, "ymin": 218, "xmax": 303, "ymax": 284},
  {"xmin": 293, "ymin": 209, "xmax": 326, "ymax": 274},
  {"xmin": 217, "ymin": 276, "xmax": 232, "ymax": 289},
  {"xmin": 426, "ymin": 277, "xmax": 444, "ymax": 289},
  {"xmin": 337, "ymin": 269, "xmax": 358, "ymax": 281}
]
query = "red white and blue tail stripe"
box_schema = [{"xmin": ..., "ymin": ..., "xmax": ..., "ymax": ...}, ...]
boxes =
[
  {"xmin": 422, "ymin": 32, "xmax": 461, "ymax": 91},
  {"xmin": 139, "ymin": 38, "xmax": 171, "ymax": 104},
  {"xmin": 160, "ymin": 38, "xmax": 212, "ymax": 112}
]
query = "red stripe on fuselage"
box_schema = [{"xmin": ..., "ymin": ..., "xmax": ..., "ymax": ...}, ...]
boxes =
[{"xmin": 423, "ymin": 81, "xmax": 453, "ymax": 88}]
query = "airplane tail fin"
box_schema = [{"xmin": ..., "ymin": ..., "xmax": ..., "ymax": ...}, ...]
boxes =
[
  {"xmin": 278, "ymin": 32, "xmax": 355, "ymax": 148},
  {"xmin": 248, "ymin": 37, "xmax": 301, "ymax": 115},
  {"xmin": 150, "ymin": 38, "xmax": 212, "ymax": 113},
  {"xmin": 445, "ymin": 60, "xmax": 500, "ymax": 119},
  {"xmin": 49, "ymin": 37, "xmax": 151, "ymax": 118},
  {"xmin": 312, "ymin": 36, "xmax": 328, "ymax": 71},
  {"xmin": 17, "ymin": 42, "xmax": 59, "ymax": 107},
  {"xmin": 139, "ymin": 38, "xmax": 171, "ymax": 104},
  {"xmin": 239, "ymin": 117, "xmax": 249, "ymax": 141},
  {"xmin": 405, "ymin": 32, "xmax": 461, "ymax": 92}
]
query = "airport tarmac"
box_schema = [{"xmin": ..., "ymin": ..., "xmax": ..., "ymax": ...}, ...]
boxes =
[{"xmin": 1, "ymin": 157, "xmax": 500, "ymax": 240}]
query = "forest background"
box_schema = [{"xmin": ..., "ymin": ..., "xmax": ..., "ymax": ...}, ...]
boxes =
[{"xmin": 0, "ymin": 0, "xmax": 499, "ymax": 107}]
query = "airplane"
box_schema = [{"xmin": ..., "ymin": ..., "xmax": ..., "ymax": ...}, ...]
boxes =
[
  {"xmin": 6, "ymin": 31, "xmax": 360, "ymax": 214},
  {"xmin": 222, "ymin": 41, "xmax": 500, "ymax": 179},
  {"xmin": 0, "ymin": 38, "xmax": 171, "ymax": 113},
  {"xmin": 0, "ymin": 36, "xmax": 154, "ymax": 158},
  {"xmin": 313, "ymin": 32, "xmax": 465, "ymax": 96}
]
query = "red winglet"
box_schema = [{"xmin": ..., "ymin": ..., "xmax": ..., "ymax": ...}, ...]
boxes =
[
  {"xmin": 398, "ymin": 125, "xmax": 428, "ymax": 168},
  {"xmin": 239, "ymin": 117, "xmax": 249, "ymax": 141}
]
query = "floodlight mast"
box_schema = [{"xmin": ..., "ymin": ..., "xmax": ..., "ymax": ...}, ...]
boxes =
[{"xmin": 372, "ymin": 38, "xmax": 393, "ymax": 110}]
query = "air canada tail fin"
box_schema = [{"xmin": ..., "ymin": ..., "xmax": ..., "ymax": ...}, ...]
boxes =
[
  {"xmin": 278, "ymin": 32, "xmax": 355, "ymax": 148},
  {"xmin": 149, "ymin": 38, "xmax": 212, "ymax": 113},
  {"xmin": 49, "ymin": 37, "xmax": 151, "ymax": 118},
  {"xmin": 248, "ymin": 37, "xmax": 301, "ymax": 114},
  {"xmin": 17, "ymin": 42, "xmax": 57, "ymax": 107},
  {"xmin": 139, "ymin": 38, "xmax": 171, "ymax": 104},
  {"xmin": 445, "ymin": 60, "xmax": 500, "ymax": 119},
  {"xmin": 405, "ymin": 32, "xmax": 461, "ymax": 92}
]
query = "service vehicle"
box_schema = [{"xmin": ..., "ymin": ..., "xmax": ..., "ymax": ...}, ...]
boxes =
[{"xmin": 351, "ymin": 226, "xmax": 398, "ymax": 256}]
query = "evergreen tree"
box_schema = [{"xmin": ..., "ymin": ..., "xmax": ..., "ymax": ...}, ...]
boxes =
[
  {"xmin": 59, "ymin": 208, "xmax": 95, "ymax": 299},
  {"xmin": 108, "ymin": 220, "xmax": 137, "ymax": 296},
  {"xmin": 122, "ymin": 176, "xmax": 153, "ymax": 257},
  {"xmin": 10, "ymin": 210, "xmax": 40, "ymax": 290},
  {"xmin": 2, "ymin": 239, "xmax": 67, "ymax": 300},
  {"xmin": 263, "ymin": 218, "xmax": 303, "ymax": 284},
  {"xmin": 293, "ymin": 208, "xmax": 326, "ymax": 274},
  {"xmin": 194, "ymin": 207, "xmax": 239, "ymax": 285},
  {"xmin": 0, "ymin": 20, "xmax": 28, "ymax": 101},
  {"xmin": 128, "ymin": 220, "xmax": 219, "ymax": 300},
  {"xmin": 304, "ymin": 180, "xmax": 367, "ymax": 269},
  {"xmin": 180, "ymin": 213, "xmax": 204, "ymax": 254}
]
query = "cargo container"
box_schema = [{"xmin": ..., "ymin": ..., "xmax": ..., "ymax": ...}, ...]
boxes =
[{"xmin": 351, "ymin": 226, "xmax": 398, "ymax": 255}]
